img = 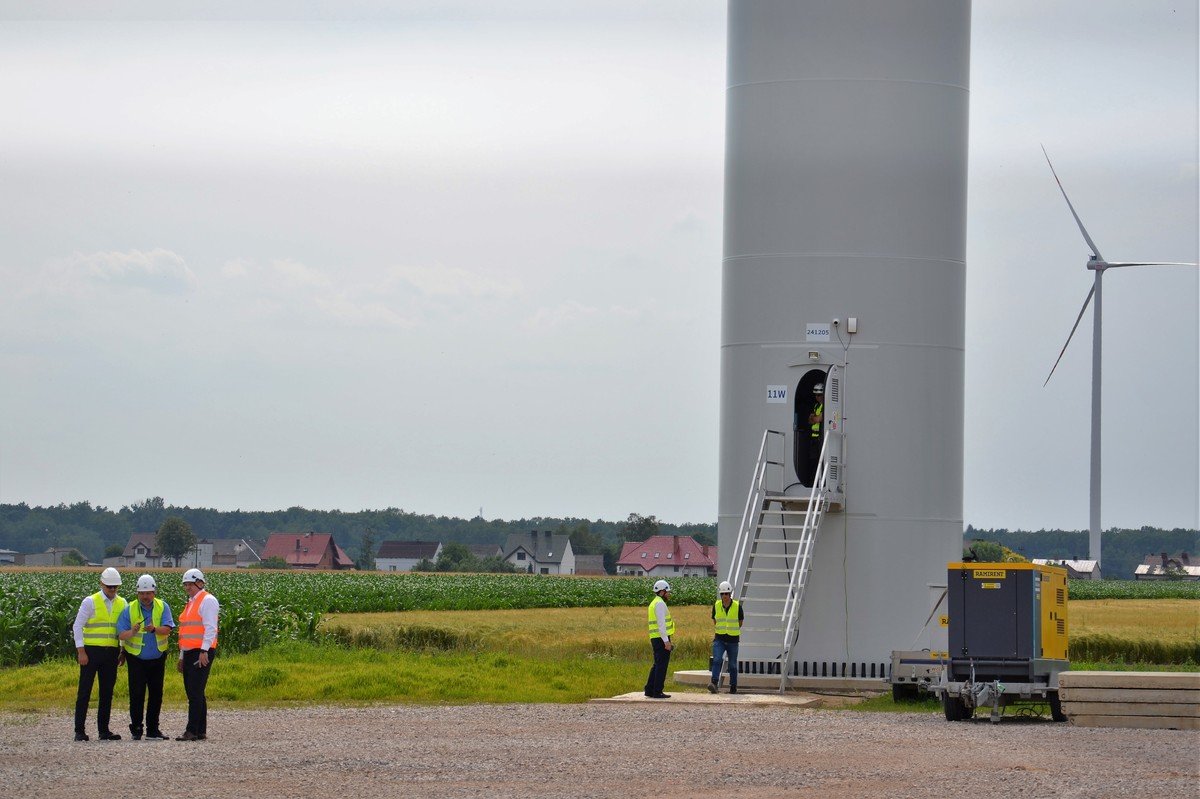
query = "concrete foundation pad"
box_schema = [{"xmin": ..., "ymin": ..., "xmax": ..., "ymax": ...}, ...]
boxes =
[
  {"xmin": 590, "ymin": 691, "xmax": 821, "ymax": 707},
  {"xmin": 673, "ymin": 668, "xmax": 888, "ymax": 693}
]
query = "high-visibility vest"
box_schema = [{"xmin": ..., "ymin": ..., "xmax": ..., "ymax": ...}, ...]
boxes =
[
  {"xmin": 647, "ymin": 595, "xmax": 675, "ymax": 640},
  {"xmin": 178, "ymin": 590, "xmax": 218, "ymax": 651},
  {"xmin": 713, "ymin": 599, "xmax": 741, "ymax": 637},
  {"xmin": 123, "ymin": 598, "xmax": 169, "ymax": 657},
  {"xmin": 811, "ymin": 403, "xmax": 823, "ymax": 438},
  {"xmin": 82, "ymin": 592, "xmax": 127, "ymax": 647}
]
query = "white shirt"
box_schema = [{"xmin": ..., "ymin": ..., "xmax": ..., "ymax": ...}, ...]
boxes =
[{"xmin": 72, "ymin": 593, "xmax": 118, "ymax": 648}]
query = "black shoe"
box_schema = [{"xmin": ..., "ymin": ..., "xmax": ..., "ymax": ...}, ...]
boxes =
[
  {"xmin": 729, "ymin": 687, "xmax": 738, "ymax": 694},
  {"xmin": 145, "ymin": 730, "xmax": 169, "ymax": 740},
  {"xmin": 650, "ymin": 693, "xmax": 671, "ymax": 699},
  {"xmin": 74, "ymin": 733, "xmax": 89, "ymax": 742},
  {"xmin": 176, "ymin": 731, "xmax": 200, "ymax": 741},
  {"xmin": 707, "ymin": 682, "xmax": 718, "ymax": 694},
  {"xmin": 98, "ymin": 731, "xmax": 122, "ymax": 741},
  {"xmin": 129, "ymin": 725, "xmax": 142, "ymax": 741}
]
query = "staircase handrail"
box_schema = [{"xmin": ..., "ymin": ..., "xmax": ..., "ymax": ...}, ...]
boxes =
[
  {"xmin": 729, "ymin": 429, "xmax": 785, "ymax": 595},
  {"xmin": 779, "ymin": 429, "xmax": 831, "ymax": 629},
  {"xmin": 778, "ymin": 426, "xmax": 842, "ymax": 690}
]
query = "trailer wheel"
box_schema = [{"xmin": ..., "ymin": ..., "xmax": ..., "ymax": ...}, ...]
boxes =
[
  {"xmin": 892, "ymin": 684, "xmax": 920, "ymax": 702},
  {"xmin": 942, "ymin": 693, "xmax": 969, "ymax": 721},
  {"xmin": 1048, "ymin": 691, "xmax": 1067, "ymax": 722}
]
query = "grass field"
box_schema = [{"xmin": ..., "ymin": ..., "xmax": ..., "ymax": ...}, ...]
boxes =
[
  {"xmin": 1, "ymin": 600, "xmax": 1196, "ymax": 712},
  {"xmin": 0, "ymin": 605, "xmax": 715, "ymax": 712},
  {"xmin": 3, "ymin": 569, "xmax": 1195, "ymax": 667},
  {"xmin": 1070, "ymin": 599, "xmax": 1199, "ymax": 640}
]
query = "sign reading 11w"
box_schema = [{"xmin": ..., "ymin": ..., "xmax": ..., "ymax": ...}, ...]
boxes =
[{"xmin": 767, "ymin": 385, "xmax": 788, "ymax": 404}]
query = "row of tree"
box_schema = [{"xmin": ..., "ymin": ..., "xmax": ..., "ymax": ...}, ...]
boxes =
[
  {"xmin": 2, "ymin": 500, "xmax": 1193, "ymax": 579},
  {"xmin": 0, "ymin": 500, "xmax": 711, "ymax": 571},
  {"xmin": 963, "ymin": 525, "xmax": 1200, "ymax": 580}
]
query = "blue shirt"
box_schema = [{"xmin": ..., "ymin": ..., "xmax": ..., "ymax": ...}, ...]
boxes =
[{"xmin": 116, "ymin": 599, "xmax": 175, "ymax": 659}]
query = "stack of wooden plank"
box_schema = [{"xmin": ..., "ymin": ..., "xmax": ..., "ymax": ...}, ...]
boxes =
[{"xmin": 1059, "ymin": 671, "xmax": 1200, "ymax": 730}]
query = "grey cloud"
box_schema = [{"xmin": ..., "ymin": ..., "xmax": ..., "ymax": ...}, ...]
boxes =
[{"xmin": 63, "ymin": 248, "xmax": 197, "ymax": 294}]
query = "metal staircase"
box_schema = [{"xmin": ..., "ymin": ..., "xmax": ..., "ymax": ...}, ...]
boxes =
[{"xmin": 728, "ymin": 368, "xmax": 844, "ymax": 691}]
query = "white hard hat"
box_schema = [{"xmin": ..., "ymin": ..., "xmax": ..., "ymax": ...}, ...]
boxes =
[
  {"xmin": 813, "ymin": 383, "xmax": 825, "ymax": 393},
  {"xmin": 652, "ymin": 579, "xmax": 671, "ymax": 593},
  {"xmin": 136, "ymin": 574, "xmax": 157, "ymax": 592},
  {"xmin": 100, "ymin": 567, "xmax": 122, "ymax": 586},
  {"xmin": 182, "ymin": 568, "xmax": 205, "ymax": 584},
  {"xmin": 718, "ymin": 581, "xmax": 733, "ymax": 594}
]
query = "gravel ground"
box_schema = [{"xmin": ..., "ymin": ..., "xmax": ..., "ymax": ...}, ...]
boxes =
[{"xmin": 2, "ymin": 702, "xmax": 1197, "ymax": 798}]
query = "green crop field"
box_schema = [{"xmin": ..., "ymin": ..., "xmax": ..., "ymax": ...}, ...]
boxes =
[
  {"xmin": 1068, "ymin": 580, "xmax": 1200, "ymax": 600},
  {"xmin": 0, "ymin": 569, "xmax": 718, "ymax": 666},
  {"xmin": 2, "ymin": 569, "xmax": 1195, "ymax": 669}
]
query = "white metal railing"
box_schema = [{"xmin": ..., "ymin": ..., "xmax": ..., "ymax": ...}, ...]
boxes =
[
  {"xmin": 728, "ymin": 429, "xmax": 786, "ymax": 596},
  {"xmin": 777, "ymin": 427, "xmax": 838, "ymax": 691}
]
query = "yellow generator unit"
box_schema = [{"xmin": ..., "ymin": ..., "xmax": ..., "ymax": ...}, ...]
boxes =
[{"xmin": 935, "ymin": 562, "xmax": 1070, "ymax": 722}]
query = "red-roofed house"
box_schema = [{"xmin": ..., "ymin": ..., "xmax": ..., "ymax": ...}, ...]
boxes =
[
  {"xmin": 261, "ymin": 531, "xmax": 355, "ymax": 570},
  {"xmin": 616, "ymin": 535, "xmax": 717, "ymax": 578}
]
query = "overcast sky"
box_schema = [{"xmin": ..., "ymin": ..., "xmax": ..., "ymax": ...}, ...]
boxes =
[{"xmin": 1, "ymin": 1, "xmax": 1196, "ymax": 531}]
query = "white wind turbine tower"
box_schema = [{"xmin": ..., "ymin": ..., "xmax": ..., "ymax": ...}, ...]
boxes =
[{"xmin": 1041, "ymin": 147, "xmax": 1198, "ymax": 569}]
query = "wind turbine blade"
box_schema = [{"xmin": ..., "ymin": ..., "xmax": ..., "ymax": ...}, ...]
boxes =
[
  {"xmin": 1044, "ymin": 285, "xmax": 1095, "ymax": 387},
  {"xmin": 1041, "ymin": 145, "xmax": 1106, "ymax": 262},
  {"xmin": 1102, "ymin": 261, "xmax": 1198, "ymax": 269}
]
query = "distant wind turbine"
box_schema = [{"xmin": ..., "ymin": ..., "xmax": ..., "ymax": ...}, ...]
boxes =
[{"xmin": 1041, "ymin": 146, "xmax": 1198, "ymax": 569}]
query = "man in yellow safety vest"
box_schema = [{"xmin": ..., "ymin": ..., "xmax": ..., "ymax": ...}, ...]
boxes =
[
  {"xmin": 708, "ymin": 580, "xmax": 744, "ymax": 694},
  {"xmin": 643, "ymin": 579, "xmax": 675, "ymax": 699},
  {"xmin": 117, "ymin": 574, "xmax": 174, "ymax": 740},
  {"xmin": 72, "ymin": 567, "xmax": 127, "ymax": 741}
]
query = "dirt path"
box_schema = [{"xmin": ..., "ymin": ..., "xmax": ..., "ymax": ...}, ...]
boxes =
[{"xmin": 2, "ymin": 703, "xmax": 1196, "ymax": 798}]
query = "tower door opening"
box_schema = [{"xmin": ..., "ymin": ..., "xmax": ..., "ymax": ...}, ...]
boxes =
[{"xmin": 793, "ymin": 369, "xmax": 828, "ymax": 487}]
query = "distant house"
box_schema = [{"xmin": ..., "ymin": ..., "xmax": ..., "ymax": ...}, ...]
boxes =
[
  {"xmin": 107, "ymin": 533, "xmax": 168, "ymax": 569},
  {"xmin": 23, "ymin": 547, "xmax": 89, "ymax": 567},
  {"xmin": 107, "ymin": 534, "xmax": 264, "ymax": 570},
  {"xmin": 574, "ymin": 554, "xmax": 607, "ymax": 576},
  {"xmin": 467, "ymin": 543, "xmax": 503, "ymax": 561},
  {"xmin": 1032, "ymin": 558, "xmax": 1101, "ymax": 580},
  {"xmin": 1134, "ymin": 552, "xmax": 1200, "ymax": 582},
  {"xmin": 0, "ymin": 548, "xmax": 19, "ymax": 565},
  {"xmin": 376, "ymin": 540, "xmax": 443, "ymax": 572},
  {"xmin": 183, "ymin": 538, "xmax": 265, "ymax": 570},
  {"xmin": 616, "ymin": 535, "xmax": 717, "ymax": 578},
  {"xmin": 503, "ymin": 531, "xmax": 575, "ymax": 575},
  {"xmin": 261, "ymin": 532, "xmax": 355, "ymax": 570}
]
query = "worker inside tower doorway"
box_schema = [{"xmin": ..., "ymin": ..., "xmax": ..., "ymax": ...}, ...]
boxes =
[
  {"xmin": 803, "ymin": 382, "xmax": 824, "ymax": 485},
  {"xmin": 792, "ymin": 371, "xmax": 827, "ymax": 488}
]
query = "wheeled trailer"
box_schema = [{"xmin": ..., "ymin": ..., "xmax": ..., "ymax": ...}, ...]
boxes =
[{"xmin": 930, "ymin": 562, "xmax": 1070, "ymax": 723}]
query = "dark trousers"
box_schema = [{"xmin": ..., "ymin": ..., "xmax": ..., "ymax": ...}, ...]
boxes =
[
  {"xmin": 74, "ymin": 646, "xmax": 119, "ymax": 735},
  {"xmin": 711, "ymin": 638, "xmax": 739, "ymax": 689},
  {"xmin": 127, "ymin": 653, "xmax": 167, "ymax": 733},
  {"xmin": 181, "ymin": 649, "xmax": 215, "ymax": 736},
  {"xmin": 644, "ymin": 638, "xmax": 672, "ymax": 697}
]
